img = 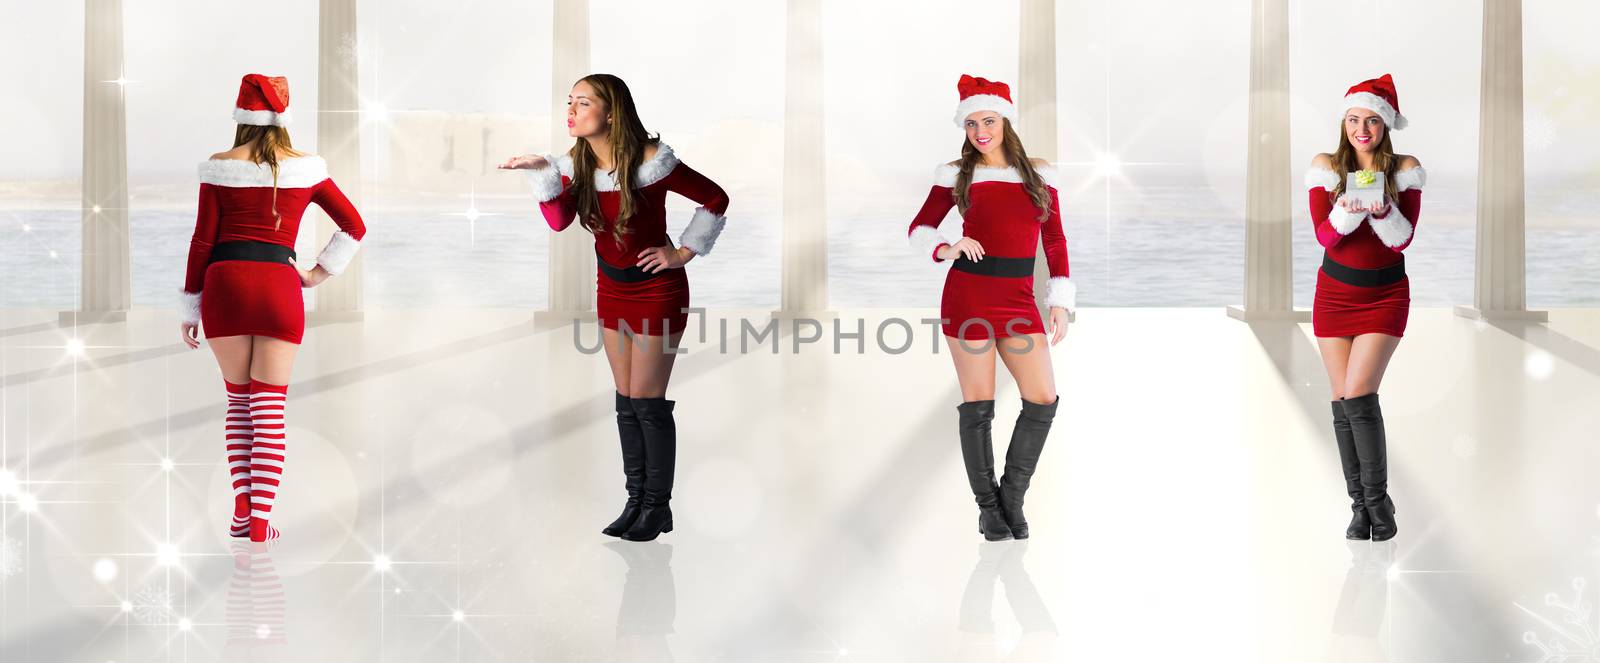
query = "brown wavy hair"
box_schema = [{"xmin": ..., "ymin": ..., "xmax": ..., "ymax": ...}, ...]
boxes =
[
  {"xmin": 232, "ymin": 124, "xmax": 302, "ymax": 230},
  {"xmin": 953, "ymin": 118, "xmax": 1052, "ymax": 222},
  {"xmin": 564, "ymin": 74, "xmax": 660, "ymax": 247},
  {"xmin": 1328, "ymin": 119, "xmax": 1399, "ymax": 200}
]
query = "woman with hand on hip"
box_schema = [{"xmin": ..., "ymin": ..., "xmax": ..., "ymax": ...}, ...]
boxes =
[
  {"xmin": 180, "ymin": 74, "xmax": 367, "ymax": 543},
  {"xmin": 500, "ymin": 74, "xmax": 730, "ymax": 542},
  {"xmin": 1304, "ymin": 74, "xmax": 1425, "ymax": 542},
  {"xmin": 906, "ymin": 75, "xmax": 1075, "ymax": 541}
]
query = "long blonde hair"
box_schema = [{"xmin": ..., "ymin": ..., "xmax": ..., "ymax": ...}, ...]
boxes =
[
  {"xmin": 1328, "ymin": 120, "xmax": 1399, "ymax": 200},
  {"xmin": 232, "ymin": 124, "xmax": 301, "ymax": 230},
  {"xmin": 953, "ymin": 119, "xmax": 1052, "ymax": 222},
  {"xmin": 565, "ymin": 74, "xmax": 660, "ymax": 247}
]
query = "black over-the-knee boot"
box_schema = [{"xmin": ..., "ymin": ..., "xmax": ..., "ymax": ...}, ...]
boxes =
[
  {"xmin": 622, "ymin": 397, "xmax": 676, "ymax": 542},
  {"xmin": 999, "ymin": 396, "xmax": 1059, "ymax": 539},
  {"xmin": 603, "ymin": 392, "xmax": 648, "ymax": 537},
  {"xmin": 1332, "ymin": 400, "xmax": 1371, "ymax": 540},
  {"xmin": 1342, "ymin": 393, "xmax": 1397, "ymax": 541},
  {"xmin": 958, "ymin": 400, "xmax": 1013, "ymax": 541}
]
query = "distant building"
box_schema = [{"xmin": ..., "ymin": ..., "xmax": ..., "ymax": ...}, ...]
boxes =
[{"xmin": 382, "ymin": 111, "xmax": 551, "ymax": 193}]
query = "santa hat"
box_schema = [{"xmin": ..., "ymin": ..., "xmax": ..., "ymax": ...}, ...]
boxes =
[
  {"xmin": 953, "ymin": 74, "xmax": 1018, "ymax": 128},
  {"xmin": 1339, "ymin": 73, "xmax": 1406, "ymax": 130},
  {"xmin": 234, "ymin": 74, "xmax": 293, "ymax": 127}
]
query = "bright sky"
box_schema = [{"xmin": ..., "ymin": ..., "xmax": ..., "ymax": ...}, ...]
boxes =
[{"xmin": 1, "ymin": 0, "xmax": 1595, "ymax": 186}]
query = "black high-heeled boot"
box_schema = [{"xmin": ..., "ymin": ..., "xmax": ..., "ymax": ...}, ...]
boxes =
[
  {"xmin": 603, "ymin": 392, "xmax": 648, "ymax": 537},
  {"xmin": 1332, "ymin": 400, "xmax": 1371, "ymax": 540},
  {"xmin": 999, "ymin": 396, "xmax": 1058, "ymax": 539},
  {"xmin": 622, "ymin": 397, "xmax": 676, "ymax": 542},
  {"xmin": 1343, "ymin": 393, "xmax": 1397, "ymax": 541},
  {"xmin": 957, "ymin": 400, "xmax": 1012, "ymax": 541}
]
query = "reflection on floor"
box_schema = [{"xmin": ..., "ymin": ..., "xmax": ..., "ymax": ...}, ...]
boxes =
[{"xmin": 2, "ymin": 307, "xmax": 1598, "ymax": 662}]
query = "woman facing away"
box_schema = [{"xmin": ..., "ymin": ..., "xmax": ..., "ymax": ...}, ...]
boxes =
[
  {"xmin": 180, "ymin": 74, "xmax": 367, "ymax": 543},
  {"xmin": 500, "ymin": 73, "xmax": 730, "ymax": 542},
  {"xmin": 906, "ymin": 75, "xmax": 1075, "ymax": 541},
  {"xmin": 1304, "ymin": 73, "xmax": 1425, "ymax": 542}
]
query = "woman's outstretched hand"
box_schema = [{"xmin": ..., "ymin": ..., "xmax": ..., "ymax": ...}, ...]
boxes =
[
  {"xmin": 1337, "ymin": 197, "xmax": 1369, "ymax": 215},
  {"xmin": 1368, "ymin": 197, "xmax": 1392, "ymax": 218},
  {"xmin": 498, "ymin": 154, "xmax": 549, "ymax": 170}
]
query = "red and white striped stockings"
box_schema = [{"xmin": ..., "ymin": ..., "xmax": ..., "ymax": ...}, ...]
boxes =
[
  {"xmin": 224, "ymin": 379, "xmax": 289, "ymax": 542},
  {"xmin": 224, "ymin": 381, "xmax": 253, "ymax": 537}
]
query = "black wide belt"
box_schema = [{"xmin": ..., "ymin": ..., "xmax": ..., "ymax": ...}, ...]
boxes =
[
  {"xmin": 208, "ymin": 241, "xmax": 296, "ymax": 266},
  {"xmin": 952, "ymin": 254, "xmax": 1035, "ymax": 278},
  {"xmin": 1321, "ymin": 253, "xmax": 1405, "ymax": 288},
  {"xmin": 597, "ymin": 250, "xmax": 680, "ymax": 283}
]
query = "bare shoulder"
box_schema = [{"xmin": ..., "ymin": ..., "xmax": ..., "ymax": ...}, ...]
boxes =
[
  {"xmin": 1395, "ymin": 154, "xmax": 1421, "ymax": 169},
  {"xmin": 1029, "ymin": 157, "xmax": 1052, "ymax": 168},
  {"xmin": 207, "ymin": 147, "xmax": 312, "ymax": 161},
  {"xmin": 946, "ymin": 159, "xmax": 961, "ymax": 167},
  {"xmin": 1311, "ymin": 153, "xmax": 1334, "ymax": 168},
  {"xmin": 643, "ymin": 143, "xmax": 660, "ymax": 161}
]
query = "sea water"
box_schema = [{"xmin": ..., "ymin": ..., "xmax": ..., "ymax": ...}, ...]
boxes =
[{"xmin": 3, "ymin": 186, "xmax": 1596, "ymax": 311}]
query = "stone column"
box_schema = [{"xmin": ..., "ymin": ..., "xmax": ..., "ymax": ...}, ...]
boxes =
[
  {"xmin": 540, "ymin": 0, "xmax": 596, "ymax": 322},
  {"xmin": 1227, "ymin": 0, "xmax": 1303, "ymax": 321},
  {"xmin": 777, "ymin": 0, "xmax": 830, "ymax": 319},
  {"xmin": 73, "ymin": 0, "xmax": 130, "ymax": 324},
  {"xmin": 1456, "ymin": 0, "xmax": 1545, "ymax": 322},
  {"xmin": 314, "ymin": 0, "xmax": 364, "ymax": 317},
  {"xmin": 1019, "ymin": 0, "xmax": 1063, "ymax": 321}
]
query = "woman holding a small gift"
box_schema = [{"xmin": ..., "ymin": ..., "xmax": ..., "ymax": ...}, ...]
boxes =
[
  {"xmin": 1304, "ymin": 74, "xmax": 1425, "ymax": 542},
  {"xmin": 499, "ymin": 74, "xmax": 730, "ymax": 543}
]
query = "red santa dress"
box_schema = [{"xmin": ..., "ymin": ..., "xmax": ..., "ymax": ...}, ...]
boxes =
[
  {"xmin": 526, "ymin": 143, "xmax": 730, "ymax": 335},
  {"xmin": 1304, "ymin": 163, "xmax": 1425, "ymax": 338},
  {"xmin": 907, "ymin": 163, "xmax": 1075, "ymax": 340},
  {"xmin": 179, "ymin": 156, "xmax": 366, "ymax": 344}
]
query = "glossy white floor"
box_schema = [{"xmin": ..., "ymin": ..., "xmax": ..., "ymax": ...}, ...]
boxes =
[{"xmin": 1, "ymin": 307, "xmax": 1597, "ymax": 662}]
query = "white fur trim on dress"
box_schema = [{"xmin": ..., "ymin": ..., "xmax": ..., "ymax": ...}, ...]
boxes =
[
  {"xmin": 1304, "ymin": 166, "xmax": 1339, "ymax": 191},
  {"xmin": 1366, "ymin": 204, "xmax": 1414, "ymax": 248},
  {"xmin": 1394, "ymin": 166, "xmax": 1426, "ymax": 192},
  {"xmin": 908, "ymin": 224, "xmax": 944, "ymax": 262},
  {"xmin": 315, "ymin": 230, "xmax": 362, "ymax": 275},
  {"xmin": 233, "ymin": 106, "xmax": 293, "ymax": 127},
  {"xmin": 1327, "ymin": 200, "xmax": 1368, "ymax": 235},
  {"xmin": 550, "ymin": 143, "xmax": 680, "ymax": 192},
  {"xmin": 198, "ymin": 156, "xmax": 328, "ymax": 188},
  {"xmin": 953, "ymin": 94, "xmax": 1019, "ymax": 128},
  {"xmin": 631, "ymin": 143, "xmax": 679, "ymax": 189},
  {"xmin": 524, "ymin": 157, "xmax": 566, "ymax": 203},
  {"xmin": 933, "ymin": 163, "xmax": 1059, "ymax": 188},
  {"xmin": 678, "ymin": 206, "xmax": 727, "ymax": 256},
  {"xmin": 545, "ymin": 151, "xmax": 575, "ymax": 179},
  {"xmin": 178, "ymin": 290, "xmax": 201, "ymax": 325},
  {"xmin": 1341, "ymin": 92, "xmax": 1406, "ymax": 130},
  {"xmin": 1044, "ymin": 276, "xmax": 1077, "ymax": 311}
]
